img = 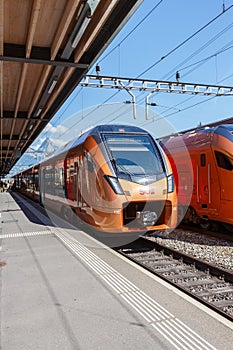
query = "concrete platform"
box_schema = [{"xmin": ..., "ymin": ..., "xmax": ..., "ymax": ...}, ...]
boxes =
[{"xmin": 0, "ymin": 191, "xmax": 233, "ymax": 350}]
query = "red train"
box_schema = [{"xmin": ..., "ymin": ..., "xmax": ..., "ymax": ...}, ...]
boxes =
[
  {"xmin": 162, "ymin": 124, "xmax": 233, "ymax": 231},
  {"xmin": 14, "ymin": 124, "xmax": 177, "ymax": 236}
]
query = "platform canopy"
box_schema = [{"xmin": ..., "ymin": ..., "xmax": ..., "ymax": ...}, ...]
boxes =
[{"xmin": 0, "ymin": 0, "xmax": 142, "ymax": 176}]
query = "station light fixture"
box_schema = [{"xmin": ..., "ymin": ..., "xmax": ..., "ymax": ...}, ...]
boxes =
[
  {"xmin": 71, "ymin": 0, "xmax": 100, "ymax": 49},
  {"xmin": 28, "ymin": 121, "xmax": 35, "ymax": 131},
  {"xmin": 48, "ymin": 77, "xmax": 58, "ymax": 94},
  {"xmin": 71, "ymin": 17, "xmax": 90, "ymax": 48},
  {"xmin": 36, "ymin": 107, "xmax": 43, "ymax": 117}
]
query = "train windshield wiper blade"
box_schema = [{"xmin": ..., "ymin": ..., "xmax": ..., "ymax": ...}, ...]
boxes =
[{"xmin": 116, "ymin": 164, "xmax": 135, "ymax": 178}]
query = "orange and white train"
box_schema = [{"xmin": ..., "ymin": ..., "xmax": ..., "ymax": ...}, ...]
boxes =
[
  {"xmin": 14, "ymin": 124, "xmax": 177, "ymax": 235},
  {"xmin": 162, "ymin": 124, "xmax": 233, "ymax": 231}
]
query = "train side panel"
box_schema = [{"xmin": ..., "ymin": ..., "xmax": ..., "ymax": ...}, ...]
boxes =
[
  {"xmin": 211, "ymin": 132, "xmax": 233, "ymax": 227},
  {"xmin": 14, "ymin": 166, "xmax": 40, "ymax": 202},
  {"xmin": 161, "ymin": 136, "xmax": 193, "ymax": 224},
  {"xmin": 163, "ymin": 125, "xmax": 233, "ymax": 229}
]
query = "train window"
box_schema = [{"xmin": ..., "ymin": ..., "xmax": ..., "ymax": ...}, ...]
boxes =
[
  {"xmin": 200, "ymin": 154, "xmax": 206, "ymax": 167},
  {"xmin": 85, "ymin": 152, "xmax": 95, "ymax": 172},
  {"xmin": 214, "ymin": 151, "xmax": 233, "ymax": 171},
  {"xmin": 54, "ymin": 166, "xmax": 65, "ymax": 187},
  {"xmin": 44, "ymin": 167, "xmax": 55, "ymax": 193},
  {"xmin": 34, "ymin": 173, "xmax": 39, "ymax": 191},
  {"xmin": 103, "ymin": 133, "xmax": 165, "ymax": 184}
]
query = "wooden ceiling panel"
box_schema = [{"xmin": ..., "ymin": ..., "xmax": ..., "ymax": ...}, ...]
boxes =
[
  {"xmin": 19, "ymin": 64, "xmax": 44, "ymax": 110},
  {"xmin": 10, "ymin": 119, "xmax": 26, "ymax": 135},
  {"xmin": 3, "ymin": 119, "xmax": 25, "ymax": 135},
  {"xmin": 33, "ymin": 0, "xmax": 69, "ymax": 47},
  {"xmin": 4, "ymin": 0, "xmax": 33, "ymax": 44},
  {"xmin": 2, "ymin": 119, "xmax": 14, "ymax": 135},
  {"xmin": 3, "ymin": 62, "xmax": 21, "ymax": 110}
]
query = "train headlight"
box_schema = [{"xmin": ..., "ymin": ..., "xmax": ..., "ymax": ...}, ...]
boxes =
[
  {"xmin": 167, "ymin": 174, "xmax": 174, "ymax": 193},
  {"xmin": 104, "ymin": 175, "xmax": 124, "ymax": 195}
]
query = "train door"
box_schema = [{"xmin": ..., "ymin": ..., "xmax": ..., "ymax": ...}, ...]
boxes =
[
  {"xmin": 196, "ymin": 150, "xmax": 220, "ymax": 212},
  {"xmin": 73, "ymin": 157, "xmax": 78, "ymax": 203},
  {"xmin": 76, "ymin": 151, "xmax": 96, "ymax": 209},
  {"xmin": 39, "ymin": 167, "xmax": 45, "ymax": 204},
  {"xmin": 76, "ymin": 157, "xmax": 81, "ymax": 207},
  {"xmin": 214, "ymin": 151, "xmax": 233, "ymax": 201},
  {"xmin": 82, "ymin": 151, "xmax": 92, "ymax": 208},
  {"xmin": 77, "ymin": 154, "xmax": 85, "ymax": 208},
  {"xmin": 67, "ymin": 156, "xmax": 76, "ymax": 201},
  {"xmin": 176, "ymin": 161, "xmax": 193, "ymax": 206}
]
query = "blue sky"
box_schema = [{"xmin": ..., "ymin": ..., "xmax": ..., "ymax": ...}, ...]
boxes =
[{"xmin": 11, "ymin": 0, "xmax": 233, "ymax": 174}]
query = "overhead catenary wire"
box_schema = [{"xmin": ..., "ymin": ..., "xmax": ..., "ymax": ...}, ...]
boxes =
[
  {"xmin": 149, "ymin": 44, "xmax": 233, "ymax": 122},
  {"xmin": 95, "ymin": 0, "xmax": 164, "ymax": 67},
  {"xmin": 135, "ymin": 5, "xmax": 233, "ymax": 128},
  {"xmin": 135, "ymin": 41, "xmax": 233, "ymax": 119},
  {"xmin": 141, "ymin": 30, "xmax": 233, "ymax": 121},
  {"xmin": 179, "ymin": 43, "xmax": 233, "ymax": 77},
  {"xmin": 139, "ymin": 95, "xmax": 217, "ymax": 128},
  {"xmin": 84, "ymin": 4, "xmax": 233, "ymax": 128},
  {"xmin": 163, "ymin": 21, "xmax": 233, "ymax": 81},
  {"xmin": 137, "ymin": 4, "xmax": 233, "ymax": 78},
  {"xmin": 133, "ymin": 25, "xmax": 233, "ymax": 118}
]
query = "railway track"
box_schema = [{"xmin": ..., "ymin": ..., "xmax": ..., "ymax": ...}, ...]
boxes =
[{"xmin": 117, "ymin": 236, "xmax": 233, "ymax": 322}]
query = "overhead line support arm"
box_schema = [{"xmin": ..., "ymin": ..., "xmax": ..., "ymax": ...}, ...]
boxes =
[{"xmin": 80, "ymin": 75, "xmax": 233, "ymax": 96}]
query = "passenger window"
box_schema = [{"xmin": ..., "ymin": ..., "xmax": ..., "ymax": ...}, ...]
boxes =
[
  {"xmin": 200, "ymin": 154, "xmax": 206, "ymax": 167},
  {"xmin": 215, "ymin": 151, "xmax": 233, "ymax": 171},
  {"xmin": 85, "ymin": 152, "xmax": 95, "ymax": 172}
]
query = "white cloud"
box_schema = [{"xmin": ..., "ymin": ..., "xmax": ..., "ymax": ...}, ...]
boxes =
[{"xmin": 44, "ymin": 122, "xmax": 68, "ymax": 135}]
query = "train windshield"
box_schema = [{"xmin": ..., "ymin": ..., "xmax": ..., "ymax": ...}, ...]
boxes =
[{"xmin": 103, "ymin": 133, "xmax": 165, "ymax": 184}]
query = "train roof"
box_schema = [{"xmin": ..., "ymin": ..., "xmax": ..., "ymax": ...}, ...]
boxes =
[
  {"xmin": 212, "ymin": 124, "xmax": 233, "ymax": 142},
  {"xmin": 184, "ymin": 124, "xmax": 233, "ymax": 142},
  {"xmin": 162, "ymin": 124, "xmax": 233, "ymax": 151}
]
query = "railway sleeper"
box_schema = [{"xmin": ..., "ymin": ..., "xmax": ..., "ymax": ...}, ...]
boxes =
[
  {"xmin": 151, "ymin": 265, "xmax": 189, "ymax": 274},
  {"xmin": 159, "ymin": 266, "xmax": 195, "ymax": 273},
  {"xmin": 148, "ymin": 262, "xmax": 184, "ymax": 270},
  {"xmin": 205, "ymin": 291, "xmax": 233, "ymax": 301},
  {"xmin": 180, "ymin": 278, "xmax": 216, "ymax": 287},
  {"xmin": 161, "ymin": 266, "xmax": 197, "ymax": 275},
  {"xmin": 145, "ymin": 256, "xmax": 179, "ymax": 264},
  {"xmin": 128, "ymin": 254, "xmax": 170, "ymax": 261},
  {"xmin": 206, "ymin": 297, "xmax": 233, "ymax": 308},
  {"xmin": 171, "ymin": 270, "xmax": 207, "ymax": 278},
  {"xmin": 170, "ymin": 272, "xmax": 210, "ymax": 283},
  {"xmin": 198, "ymin": 286, "xmax": 233, "ymax": 298}
]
